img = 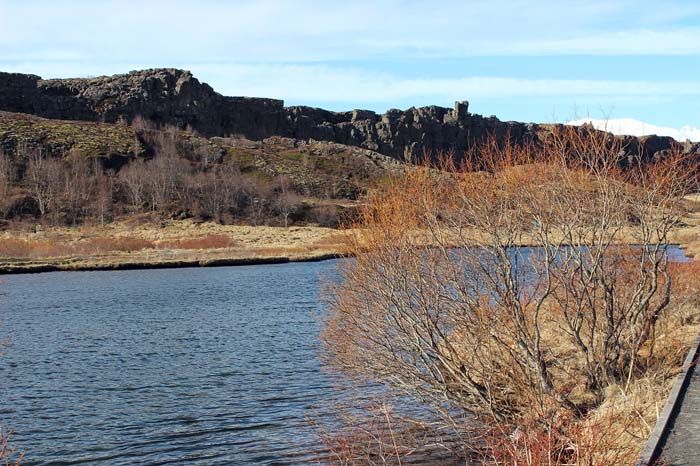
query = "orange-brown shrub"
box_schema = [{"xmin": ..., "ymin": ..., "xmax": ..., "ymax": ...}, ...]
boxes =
[
  {"xmin": 80, "ymin": 237, "xmax": 156, "ymax": 253},
  {"xmin": 0, "ymin": 238, "xmax": 76, "ymax": 258},
  {"xmin": 0, "ymin": 427, "xmax": 23, "ymax": 466},
  {"xmin": 158, "ymin": 234, "xmax": 238, "ymax": 250},
  {"xmin": 321, "ymin": 127, "xmax": 698, "ymax": 465}
]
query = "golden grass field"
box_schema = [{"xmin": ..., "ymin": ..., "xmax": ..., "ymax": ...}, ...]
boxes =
[
  {"xmin": 0, "ymin": 219, "xmax": 351, "ymax": 273},
  {"xmin": 1, "ymin": 193, "xmax": 700, "ymax": 274}
]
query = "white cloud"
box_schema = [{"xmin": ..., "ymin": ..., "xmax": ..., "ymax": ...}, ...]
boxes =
[
  {"xmin": 567, "ymin": 118, "xmax": 700, "ymax": 142},
  {"xmin": 165, "ymin": 64, "xmax": 700, "ymax": 103}
]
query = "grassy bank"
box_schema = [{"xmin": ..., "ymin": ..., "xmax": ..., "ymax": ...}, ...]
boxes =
[
  {"xmin": 0, "ymin": 219, "xmax": 350, "ymax": 274},
  {"xmin": 2, "ymin": 207, "xmax": 700, "ymax": 274}
]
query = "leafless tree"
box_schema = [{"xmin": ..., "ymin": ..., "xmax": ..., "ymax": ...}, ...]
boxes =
[
  {"xmin": 145, "ymin": 129, "xmax": 191, "ymax": 212},
  {"xmin": 94, "ymin": 171, "xmax": 114, "ymax": 226},
  {"xmin": 118, "ymin": 159, "xmax": 149, "ymax": 210},
  {"xmin": 0, "ymin": 147, "xmax": 12, "ymax": 200},
  {"xmin": 24, "ymin": 145, "xmax": 62, "ymax": 218},
  {"xmin": 275, "ymin": 175, "xmax": 302, "ymax": 227},
  {"xmin": 59, "ymin": 154, "xmax": 96, "ymax": 226}
]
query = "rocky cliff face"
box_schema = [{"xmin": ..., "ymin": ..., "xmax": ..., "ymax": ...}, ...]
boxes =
[
  {"xmin": 0, "ymin": 68, "xmax": 695, "ymax": 161},
  {"xmin": 0, "ymin": 69, "xmax": 287, "ymax": 140}
]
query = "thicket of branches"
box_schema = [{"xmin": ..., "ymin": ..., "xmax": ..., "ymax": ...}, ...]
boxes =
[
  {"xmin": 321, "ymin": 126, "xmax": 697, "ymax": 464},
  {"xmin": 0, "ymin": 125, "xmax": 330, "ymax": 227}
]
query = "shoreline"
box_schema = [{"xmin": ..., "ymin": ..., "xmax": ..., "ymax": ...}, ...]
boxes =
[
  {"xmin": 0, "ymin": 242, "xmax": 692, "ymax": 276},
  {"xmin": 1, "ymin": 217, "xmax": 698, "ymax": 276},
  {"xmin": 0, "ymin": 221, "xmax": 350, "ymax": 275},
  {"xmin": 0, "ymin": 251, "xmax": 345, "ymax": 275}
]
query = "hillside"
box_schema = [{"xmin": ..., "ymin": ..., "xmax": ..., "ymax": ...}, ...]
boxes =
[
  {"xmin": 4, "ymin": 68, "xmax": 697, "ymax": 163},
  {"xmin": 0, "ymin": 110, "xmax": 400, "ymax": 227},
  {"xmin": 0, "ymin": 68, "xmax": 699, "ymax": 272}
]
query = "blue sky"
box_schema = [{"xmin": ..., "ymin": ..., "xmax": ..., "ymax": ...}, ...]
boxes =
[{"xmin": 0, "ymin": 0, "xmax": 699, "ymax": 127}]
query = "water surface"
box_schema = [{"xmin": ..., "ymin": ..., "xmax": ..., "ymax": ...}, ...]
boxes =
[
  {"xmin": 0, "ymin": 245, "xmax": 689, "ymax": 465},
  {"xmin": 1, "ymin": 261, "xmax": 341, "ymax": 465}
]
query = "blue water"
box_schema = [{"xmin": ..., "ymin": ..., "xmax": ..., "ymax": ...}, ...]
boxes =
[
  {"xmin": 0, "ymin": 261, "xmax": 343, "ymax": 465},
  {"xmin": 0, "ymin": 246, "xmax": 689, "ymax": 465}
]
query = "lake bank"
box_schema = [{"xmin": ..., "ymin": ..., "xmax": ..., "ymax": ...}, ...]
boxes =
[
  {"xmin": 3, "ymin": 199, "xmax": 700, "ymax": 274},
  {"xmin": 3, "ymin": 218, "xmax": 700, "ymax": 274},
  {"xmin": 0, "ymin": 220, "xmax": 349, "ymax": 274}
]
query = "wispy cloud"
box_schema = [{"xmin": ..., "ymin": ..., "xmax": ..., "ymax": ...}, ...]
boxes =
[
  {"xmin": 0, "ymin": 0, "xmax": 699, "ymax": 62},
  {"xmin": 1, "ymin": 1, "xmax": 698, "ymax": 127},
  {"xmin": 3, "ymin": 61, "xmax": 696, "ymax": 107}
]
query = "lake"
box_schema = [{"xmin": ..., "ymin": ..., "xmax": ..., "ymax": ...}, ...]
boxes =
[
  {"xmin": 0, "ymin": 246, "xmax": 690, "ymax": 465},
  {"xmin": 0, "ymin": 261, "xmax": 345, "ymax": 465}
]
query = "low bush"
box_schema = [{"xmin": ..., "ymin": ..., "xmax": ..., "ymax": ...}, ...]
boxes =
[
  {"xmin": 158, "ymin": 234, "xmax": 238, "ymax": 250},
  {"xmin": 321, "ymin": 127, "xmax": 699, "ymax": 465}
]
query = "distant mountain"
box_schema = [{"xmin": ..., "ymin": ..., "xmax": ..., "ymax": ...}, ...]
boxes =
[{"xmin": 567, "ymin": 118, "xmax": 700, "ymax": 143}]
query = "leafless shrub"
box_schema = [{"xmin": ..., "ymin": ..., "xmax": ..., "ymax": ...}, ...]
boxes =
[
  {"xmin": 0, "ymin": 322, "xmax": 23, "ymax": 465},
  {"xmin": 0, "ymin": 427, "xmax": 23, "ymax": 466},
  {"xmin": 321, "ymin": 127, "xmax": 696, "ymax": 464}
]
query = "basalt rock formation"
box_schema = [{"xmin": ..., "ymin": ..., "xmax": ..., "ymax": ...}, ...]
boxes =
[{"xmin": 0, "ymin": 68, "xmax": 697, "ymax": 161}]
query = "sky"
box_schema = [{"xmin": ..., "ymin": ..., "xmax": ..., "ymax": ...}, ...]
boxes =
[{"xmin": 0, "ymin": 0, "xmax": 699, "ymax": 128}]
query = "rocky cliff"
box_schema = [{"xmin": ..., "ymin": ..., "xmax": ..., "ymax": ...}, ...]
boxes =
[{"xmin": 0, "ymin": 68, "xmax": 696, "ymax": 161}]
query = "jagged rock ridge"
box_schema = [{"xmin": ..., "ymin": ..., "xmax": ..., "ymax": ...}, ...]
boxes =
[{"xmin": 0, "ymin": 68, "xmax": 696, "ymax": 161}]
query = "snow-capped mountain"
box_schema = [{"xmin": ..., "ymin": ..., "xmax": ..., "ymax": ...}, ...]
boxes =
[{"xmin": 566, "ymin": 118, "xmax": 700, "ymax": 143}]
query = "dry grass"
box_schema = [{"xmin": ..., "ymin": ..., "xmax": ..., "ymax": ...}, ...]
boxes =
[
  {"xmin": 576, "ymin": 262, "xmax": 700, "ymax": 463},
  {"xmin": 157, "ymin": 234, "xmax": 238, "ymax": 250},
  {"xmin": 0, "ymin": 220, "xmax": 349, "ymax": 271},
  {"xmin": 0, "ymin": 238, "xmax": 77, "ymax": 258}
]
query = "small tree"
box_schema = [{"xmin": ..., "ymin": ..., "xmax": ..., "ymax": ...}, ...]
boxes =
[
  {"xmin": 275, "ymin": 175, "xmax": 301, "ymax": 227},
  {"xmin": 118, "ymin": 159, "xmax": 149, "ymax": 211},
  {"xmin": 24, "ymin": 145, "xmax": 63, "ymax": 220},
  {"xmin": 94, "ymin": 170, "xmax": 114, "ymax": 226},
  {"xmin": 0, "ymin": 147, "xmax": 12, "ymax": 200}
]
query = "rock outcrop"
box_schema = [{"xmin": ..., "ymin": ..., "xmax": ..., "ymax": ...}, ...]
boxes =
[
  {"xmin": 0, "ymin": 68, "xmax": 696, "ymax": 161},
  {"xmin": 0, "ymin": 69, "xmax": 287, "ymax": 140}
]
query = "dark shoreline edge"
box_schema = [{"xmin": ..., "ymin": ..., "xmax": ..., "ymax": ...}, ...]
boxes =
[
  {"xmin": 0, "ymin": 242, "xmax": 689, "ymax": 276},
  {"xmin": 0, "ymin": 253, "xmax": 344, "ymax": 275}
]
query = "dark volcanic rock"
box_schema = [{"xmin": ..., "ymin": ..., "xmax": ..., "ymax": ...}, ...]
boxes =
[
  {"xmin": 0, "ymin": 72, "xmax": 42, "ymax": 115},
  {"xmin": 0, "ymin": 68, "xmax": 696, "ymax": 161},
  {"xmin": 0, "ymin": 69, "xmax": 286, "ymax": 138}
]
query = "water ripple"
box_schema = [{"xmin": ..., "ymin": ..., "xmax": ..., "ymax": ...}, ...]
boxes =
[{"xmin": 1, "ymin": 262, "xmax": 346, "ymax": 465}]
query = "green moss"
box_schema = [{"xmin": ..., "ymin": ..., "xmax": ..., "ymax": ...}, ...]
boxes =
[
  {"xmin": 281, "ymin": 151, "xmax": 305, "ymax": 161},
  {"xmin": 0, "ymin": 112, "xmax": 142, "ymax": 157}
]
